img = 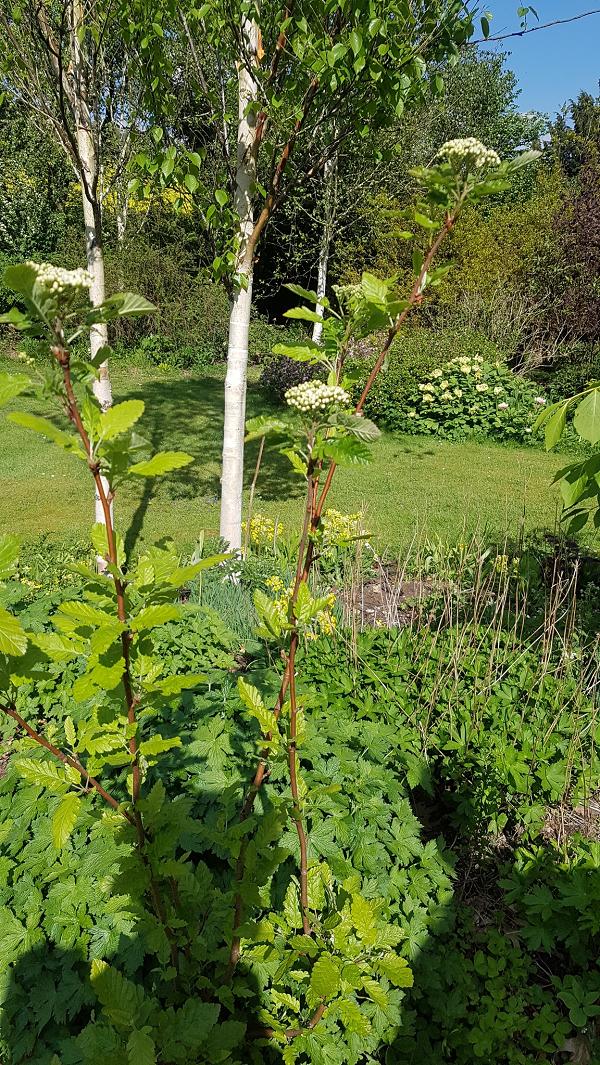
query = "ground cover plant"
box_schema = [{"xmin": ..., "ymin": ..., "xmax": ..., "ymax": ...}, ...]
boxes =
[{"xmin": 0, "ymin": 141, "xmax": 576, "ymax": 1065}]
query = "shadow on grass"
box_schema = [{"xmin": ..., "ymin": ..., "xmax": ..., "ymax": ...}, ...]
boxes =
[{"xmin": 122, "ymin": 371, "xmax": 304, "ymax": 552}]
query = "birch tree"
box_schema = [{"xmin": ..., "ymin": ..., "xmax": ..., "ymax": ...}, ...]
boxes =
[
  {"xmin": 0, "ymin": 0, "xmax": 144, "ymax": 528},
  {"xmin": 194, "ymin": 0, "xmax": 479, "ymax": 548}
]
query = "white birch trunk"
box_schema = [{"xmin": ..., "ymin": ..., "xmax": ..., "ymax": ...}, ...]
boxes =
[
  {"xmin": 71, "ymin": 0, "xmax": 112, "ymax": 538},
  {"xmin": 220, "ymin": 19, "xmax": 259, "ymax": 550},
  {"xmin": 312, "ymin": 150, "xmax": 337, "ymax": 345}
]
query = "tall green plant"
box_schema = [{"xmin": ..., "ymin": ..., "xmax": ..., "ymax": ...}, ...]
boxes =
[{"xmin": 228, "ymin": 139, "xmax": 538, "ymax": 973}]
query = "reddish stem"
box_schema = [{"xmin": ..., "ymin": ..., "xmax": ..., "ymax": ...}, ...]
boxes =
[
  {"xmin": 287, "ymin": 635, "xmax": 310, "ymax": 933},
  {"xmin": 1, "ymin": 703, "xmax": 135, "ymax": 825}
]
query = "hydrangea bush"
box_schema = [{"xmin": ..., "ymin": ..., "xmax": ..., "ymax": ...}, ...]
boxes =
[{"xmin": 399, "ymin": 354, "xmax": 546, "ymax": 443}]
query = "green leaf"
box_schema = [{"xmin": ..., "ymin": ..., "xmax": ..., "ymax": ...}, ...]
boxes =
[
  {"xmin": 272, "ymin": 342, "xmax": 323, "ymax": 363},
  {"xmin": 57, "ymin": 601, "xmax": 114, "ymax": 628},
  {"xmin": 0, "ymin": 606, "xmax": 27, "ymax": 656},
  {"xmin": 150, "ymin": 673, "xmax": 208, "ymax": 695},
  {"xmin": 237, "ymin": 678, "xmax": 279, "ymax": 745},
  {"xmin": 310, "ymin": 954, "xmax": 341, "ymax": 1001},
  {"xmin": 0, "ymin": 372, "xmax": 31, "ymax": 407},
  {"xmin": 16, "ymin": 758, "xmax": 73, "ymax": 792},
  {"xmin": 377, "ymin": 953, "xmax": 414, "ymax": 987},
  {"xmin": 3, "ymin": 262, "xmax": 37, "ymax": 298},
  {"xmin": 90, "ymin": 960, "xmax": 145, "ymax": 1029},
  {"xmin": 7, "ymin": 413, "xmax": 85, "ymax": 456},
  {"xmin": 52, "ymin": 793, "xmax": 80, "ymax": 849},
  {"xmin": 0, "ymin": 534, "xmax": 20, "ymax": 580},
  {"xmin": 336, "ymin": 998, "xmax": 371, "ymax": 1036},
  {"xmin": 245, "ymin": 415, "xmax": 288, "ymax": 441},
  {"xmin": 64, "ymin": 717, "xmax": 76, "ymax": 747},
  {"xmin": 99, "ymin": 400, "xmax": 145, "ymax": 441},
  {"xmin": 321, "ymin": 437, "xmax": 371, "ymax": 466},
  {"xmin": 543, "ymin": 403, "xmax": 568, "ymax": 450},
  {"xmin": 94, "ymin": 292, "xmax": 156, "ymax": 319},
  {"xmin": 362, "ymin": 978, "xmax": 388, "ymax": 1009},
  {"xmin": 284, "ymin": 306, "xmax": 324, "ymax": 323},
  {"xmin": 285, "ymin": 283, "xmax": 320, "ymax": 304},
  {"xmin": 127, "ymin": 1029, "xmax": 156, "ymax": 1065},
  {"xmin": 574, "ymin": 389, "xmax": 600, "ymax": 445},
  {"xmin": 129, "ymin": 451, "xmax": 193, "ymax": 477},
  {"xmin": 91, "ymin": 523, "xmax": 126, "ymax": 567},
  {"xmin": 334, "ymin": 413, "xmax": 380, "ymax": 441},
  {"xmin": 130, "ymin": 604, "xmax": 181, "ymax": 631},
  {"xmin": 30, "ymin": 631, "xmax": 81, "ymax": 662},
  {"xmin": 253, "ymin": 588, "xmax": 283, "ymax": 638},
  {"xmin": 139, "ymin": 735, "xmax": 182, "ymax": 756},
  {"xmin": 215, "ymin": 188, "xmax": 228, "ymax": 207}
]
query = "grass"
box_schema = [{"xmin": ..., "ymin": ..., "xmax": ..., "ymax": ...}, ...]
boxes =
[{"xmin": 0, "ymin": 355, "xmax": 580, "ymax": 556}]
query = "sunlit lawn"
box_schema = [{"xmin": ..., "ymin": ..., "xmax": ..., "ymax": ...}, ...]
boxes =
[{"xmin": 0, "ymin": 356, "xmax": 577, "ymax": 556}]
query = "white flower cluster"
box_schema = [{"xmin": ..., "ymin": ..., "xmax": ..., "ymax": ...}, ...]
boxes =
[
  {"xmin": 285, "ymin": 380, "xmax": 350, "ymax": 414},
  {"xmin": 30, "ymin": 261, "xmax": 91, "ymax": 296},
  {"xmin": 436, "ymin": 138, "xmax": 501, "ymax": 171}
]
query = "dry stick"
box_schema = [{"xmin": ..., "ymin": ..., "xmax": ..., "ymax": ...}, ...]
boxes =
[
  {"xmin": 229, "ymin": 213, "xmax": 458, "ymax": 1022},
  {"xmin": 1, "ymin": 703, "xmax": 134, "ymax": 825}
]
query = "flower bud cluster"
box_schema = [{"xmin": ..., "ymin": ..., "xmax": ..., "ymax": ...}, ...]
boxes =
[
  {"xmin": 29, "ymin": 262, "xmax": 91, "ymax": 297},
  {"xmin": 436, "ymin": 138, "xmax": 501, "ymax": 171},
  {"xmin": 285, "ymin": 380, "xmax": 350, "ymax": 415}
]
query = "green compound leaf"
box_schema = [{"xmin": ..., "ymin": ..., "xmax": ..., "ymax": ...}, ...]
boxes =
[
  {"xmin": 52, "ymin": 792, "xmax": 81, "ymax": 849},
  {"xmin": 90, "ymin": 959, "xmax": 146, "ymax": 1029},
  {"xmin": 99, "ymin": 399, "xmax": 145, "ymax": 441},
  {"xmin": 128, "ymin": 451, "xmax": 193, "ymax": 477},
  {"xmin": 309, "ymin": 954, "xmax": 341, "ymax": 1001},
  {"xmin": 0, "ymin": 533, "xmax": 19, "ymax": 579}
]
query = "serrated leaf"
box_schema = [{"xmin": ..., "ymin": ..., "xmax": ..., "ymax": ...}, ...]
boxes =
[
  {"xmin": 99, "ymin": 400, "xmax": 145, "ymax": 441},
  {"xmin": 16, "ymin": 758, "xmax": 72, "ymax": 792},
  {"xmin": 253, "ymin": 588, "xmax": 283, "ymax": 638},
  {"xmin": 0, "ymin": 533, "xmax": 19, "ymax": 579},
  {"xmin": 30, "ymin": 631, "xmax": 81, "ymax": 662},
  {"xmin": 336, "ymin": 998, "xmax": 371, "ymax": 1036},
  {"xmin": 272, "ymin": 342, "xmax": 323, "ymax": 363},
  {"xmin": 542, "ymin": 403, "xmax": 568, "ymax": 450},
  {"xmin": 150, "ymin": 673, "xmax": 207, "ymax": 695},
  {"xmin": 127, "ymin": 1029, "xmax": 156, "ymax": 1065},
  {"xmin": 129, "ymin": 451, "xmax": 193, "ymax": 477},
  {"xmin": 130, "ymin": 604, "xmax": 181, "ymax": 631},
  {"xmin": 377, "ymin": 953, "xmax": 413, "ymax": 987},
  {"xmin": 0, "ymin": 606, "xmax": 27, "ymax": 656},
  {"xmin": 285, "ymin": 283, "xmax": 320, "ymax": 303},
  {"xmin": 310, "ymin": 954, "xmax": 341, "ymax": 1000},
  {"xmin": 321, "ymin": 437, "xmax": 371, "ymax": 466},
  {"xmin": 284, "ymin": 306, "xmax": 324, "ymax": 323},
  {"xmin": 94, "ymin": 292, "xmax": 156, "ymax": 319},
  {"xmin": 57, "ymin": 601, "xmax": 114, "ymax": 627},
  {"xmin": 7, "ymin": 412, "xmax": 85, "ymax": 456},
  {"xmin": 351, "ymin": 895, "xmax": 377, "ymax": 944},
  {"xmin": 362, "ymin": 978, "xmax": 389, "ymax": 1009},
  {"xmin": 52, "ymin": 793, "xmax": 80, "ymax": 849},
  {"xmin": 245, "ymin": 415, "xmax": 288, "ymax": 441},
  {"xmin": 237, "ymin": 678, "xmax": 279, "ymax": 745},
  {"xmin": 139, "ymin": 735, "xmax": 181, "ymax": 757},
  {"xmin": 90, "ymin": 960, "xmax": 145, "ymax": 1028},
  {"xmin": 0, "ymin": 372, "xmax": 31, "ymax": 407},
  {"xmin": 64, "ymin": 717, "xmax": 76, "ymax": 747},
  {"xmin": 574, "ymin": 389, "xmax": 600, "ymax": 445}
]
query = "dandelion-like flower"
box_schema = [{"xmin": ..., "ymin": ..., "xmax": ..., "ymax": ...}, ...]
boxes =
[
  {"xmin": 285, "ymin": 380, "xmax": 350, "ymax": 414},
  {"xmin": 436, "ymin": 137, "xmax": 501, "ymax": 171}
]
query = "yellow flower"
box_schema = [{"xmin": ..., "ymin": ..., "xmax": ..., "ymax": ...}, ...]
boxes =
[{"xmin": 431, "ymin": 369, "xmax": 443, "ymax": 379}]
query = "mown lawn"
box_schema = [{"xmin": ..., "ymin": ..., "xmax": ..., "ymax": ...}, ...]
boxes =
[{"xmin": 0, "ymin": 356, "xmax": 578, "ymax": 554}]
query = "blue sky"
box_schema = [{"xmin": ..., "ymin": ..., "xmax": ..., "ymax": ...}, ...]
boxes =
[{"xmin": 480, "ymin": 0, "xmax": 600, "ymax": 116}]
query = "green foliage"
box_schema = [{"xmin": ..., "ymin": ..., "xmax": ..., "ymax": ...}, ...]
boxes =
[
  {"xmin": 536, "ymin": 384, "xmax": 600, "ymax": 532},
  {"xmin": 345, "ymin": 327, "xmax": 504, "ymax": 427},
  {"xmin": 385, "ymin": 351, "xmax": 545, "ymax": 443}
]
